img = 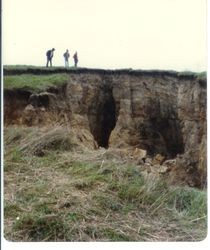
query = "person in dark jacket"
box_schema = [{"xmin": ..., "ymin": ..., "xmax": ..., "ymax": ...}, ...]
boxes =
[
  {"xmin": 73, "ymin": 51, "xmax": 78, "ymax": 67},
  {"xmin": 46, "ymin": 48, "xmax": 55, "ymax": 67},
  {"xmin": 63, "ymin": 49, "xmax": 70, "ymax": 67}
]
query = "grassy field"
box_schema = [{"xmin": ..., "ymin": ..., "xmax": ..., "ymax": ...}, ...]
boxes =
[
  {"xmin": 4, "ymin": 73, "xmax": 69, "ymax": 92},
  {"xmin": 4, "ymin": 126, "xmax": 207, "ymax": 241}
]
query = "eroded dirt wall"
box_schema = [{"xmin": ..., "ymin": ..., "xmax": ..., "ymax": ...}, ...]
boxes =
[{"xmin": 4, "ymin": 69, "xmax": 207, "ymax": 187}]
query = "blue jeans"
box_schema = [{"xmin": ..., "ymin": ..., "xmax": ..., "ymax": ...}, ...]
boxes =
[{"xmin": 65, "ymin": 59, "xmax": 69, "ymax": 67}]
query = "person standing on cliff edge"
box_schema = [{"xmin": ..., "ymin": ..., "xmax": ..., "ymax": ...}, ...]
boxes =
[
  {"xmin": 73, "ymin": 51, "xmax": 78, "ymax": 67},
  {"xmin": 63, "ymin": 49, "xmax": 70, "ymax": 67},
  {"xmin": 46, "ymin": 48, "xmax": 55, "ymax": 67}
]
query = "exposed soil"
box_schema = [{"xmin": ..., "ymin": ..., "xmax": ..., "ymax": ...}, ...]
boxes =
[{"xmin": 3, "ymin": 68, "xmax": 207, "ymax": 188}]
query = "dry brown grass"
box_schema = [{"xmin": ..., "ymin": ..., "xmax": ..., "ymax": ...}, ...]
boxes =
[{"xmin": 4, "ymin": 126, "xmax": 207, "ymax": 242}]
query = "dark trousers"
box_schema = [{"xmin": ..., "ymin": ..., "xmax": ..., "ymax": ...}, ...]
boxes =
[
  {"xmin": 46, "ymin": 57, "xmax": 52, "ymax": 67},
  {"xmin": 74, "ymin": 60, "xmax": 78, "ymax": 67}
]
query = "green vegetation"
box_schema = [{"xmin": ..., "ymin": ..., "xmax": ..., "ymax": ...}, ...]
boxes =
[
  {"xmin": 4, "ymin": 73, "xmax": 69, "ymax": 92},
  {"xmin": 177, "ymin": 71, "xmax": 206, "ymax": 77},
  {"xmin": 4, "ymin": 65, "xmax": 76, "ymax": 72},
  {"xmin": 4, "ymin": 126, "xmax": 207, "ymax": 241}
]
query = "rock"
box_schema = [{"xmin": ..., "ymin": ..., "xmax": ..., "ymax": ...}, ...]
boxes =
[
  {"xmin": 145, "ymin": 158, "xmax": 152, "ymax": 164},
  {"xmin": 159, "ymin": 165, "xmax": 170, "ymax": 174},
  {"xmin": 130, "ymin": 148, "xmax": 147, "ymax": 160},
  {"xmin": 152, "ymin": 154, "xmax": 165, "ymax": 165},
  {"xmin": 136, "ymin": 159, "xmax": 145, "ymax": 165},
  {"xmin": 162, "ymin": 159, "xmax": 176, "ymax": 170}
]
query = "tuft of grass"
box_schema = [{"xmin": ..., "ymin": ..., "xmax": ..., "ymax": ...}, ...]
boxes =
[
  {"xmin": 117, "ymin": 179, "xmax": 145, "ymax": 202},
  {"xmin": 13, "ymin": 214, "xmax": 69, "ymax": 241},
  {"xmin": 33, "ymin": 202, "xmax": 54, "ymax": 215},
  {"xmin": 4, "ymin": 148, "xmax": 26, "ymax": 172},
  {"xmin": 167, "ymin": 186, "xmax": 207, "ymax": 218},
  {"xmin": 17, "ymin": 127, "xmax": 75, "ymax": 156},
  {"xmin": 67, "ymin": 212, "xmax": 82, "ymax": 222},
  {"xmin": 102, "ymin": 228, "xmax": 131, "ymax": 241},
  {"xmin": 15, "ymin": 184, "xmax": 48, "ymax": 204},
  {"xmin": 93, "ymin": 194, "xmax": 122, "ymax": 211},
  {"xmin": 4, "ymin": 203, "xmax": 23, "ymax": 218},
  {"xmin": 8, "ymin": 148, "xmax": 23, "ymax": 163},
  {"xmin": 73, "ymin": 176, "xmax": 104, "ymax": 190}
]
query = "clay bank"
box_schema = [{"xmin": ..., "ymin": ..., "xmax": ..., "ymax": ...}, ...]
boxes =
[{"xmin": 4, "ymin": 67, "xmax": 207, "ymax": 188}]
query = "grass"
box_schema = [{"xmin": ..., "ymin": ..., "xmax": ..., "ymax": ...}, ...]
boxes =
[
  {"xmin": 4, "ymin": 73, "xmax": 69, "ymax": 92},
  {"xmin": 4, "ymin": 126, "xmax": 207, "ymax": 241},
  {"xmin": 167, "ymin": 187, "xmax": 207, "ymax": 218},
  {"xmin": 13, "ymin": 214, "xmax": 70, "ymax": 241},
  {"xmin": 4, "ymin": 126, "xmax": 77, "ymax": 157}
]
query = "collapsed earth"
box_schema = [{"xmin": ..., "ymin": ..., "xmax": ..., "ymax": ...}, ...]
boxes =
[{"xmin": 4, "ymin": 66, "xmax": 207, "ymax": 241}]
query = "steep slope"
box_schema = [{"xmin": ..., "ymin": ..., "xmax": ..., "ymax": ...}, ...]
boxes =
[{"xmin": 4, "ymin": 68, "xmax": 207, "ymax": 187}]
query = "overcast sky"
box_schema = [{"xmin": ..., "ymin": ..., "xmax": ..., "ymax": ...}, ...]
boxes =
[{"xmin": 3, "ymin": 0, "xmax": 207, "ymax": 71}]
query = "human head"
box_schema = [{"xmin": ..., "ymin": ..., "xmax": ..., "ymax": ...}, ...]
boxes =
[{"xmin": 52, "ymin": 48, "xmax": 55, "ymax": 51}]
